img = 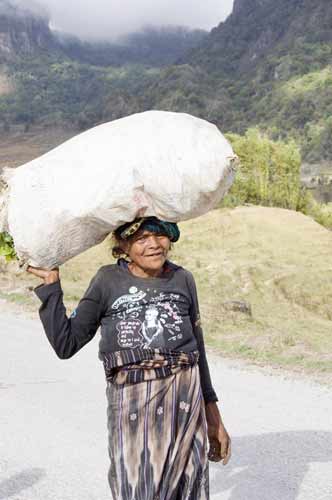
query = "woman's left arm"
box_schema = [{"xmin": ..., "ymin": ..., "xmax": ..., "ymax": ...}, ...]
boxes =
[{"xmin": 186, "ymin": 270, "xmax": 231, "ymax": 464}]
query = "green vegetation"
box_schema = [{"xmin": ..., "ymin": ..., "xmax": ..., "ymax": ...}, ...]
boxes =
[
  {"xmin": 223, "ymin": 129, "xmax": 305, "ymax": 210},
  {"xmin": 142, "ymin": 54, "xmax": 332, "ymax": 164},
  {"xmin": 0, "ymin": 232, "xmax": 17, "ymax": 262},
  {"xmin": 0, "ymin": 58, "xmax": 160, "ymax": 130},
  {"xmin": 247, "ymin": 64, "xmax": 332, "ymax": 163},
  {"xmin": 143, "ymin": 0, "xmax": 332, "ymax": 164},
  {"xmin": 220, "ymin": 129, "xmax": 332, "ymax": 230},
  {"xmin": 0, "ymin": 291, "xmax": 33, "ymax": 306},
  {"xmin": 61, "ymin": 26, "xmax": 207, "ymax": 67}
]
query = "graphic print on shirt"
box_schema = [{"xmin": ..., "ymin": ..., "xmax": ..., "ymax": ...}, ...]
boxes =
[
  {"xmin": 141, "ymin": 306, "xmax": 164, "ymax": 346},
  {"xmin": 111, "ymin": 286, "xmax": 184, "ymax": 349}
]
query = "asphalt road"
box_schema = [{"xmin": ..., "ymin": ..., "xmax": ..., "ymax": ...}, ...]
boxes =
[{"xmin": 1, "ymin": 312, "xmax": 332, "ymax": 500}]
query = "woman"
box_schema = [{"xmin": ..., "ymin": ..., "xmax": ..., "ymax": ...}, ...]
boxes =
[{"xmin": 27, "ymin": 216, "xmax": 231, "ymax": 499}]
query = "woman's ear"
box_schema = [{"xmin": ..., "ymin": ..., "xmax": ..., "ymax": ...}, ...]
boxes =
[{"xmin": 120, "ymin": 240, "xmax": 130, "ymax": 257}]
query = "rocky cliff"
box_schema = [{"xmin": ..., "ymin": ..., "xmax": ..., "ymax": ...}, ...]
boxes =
[{"xmin": 0, "ymin": 1, "xmax": 56, "ymax": 61}]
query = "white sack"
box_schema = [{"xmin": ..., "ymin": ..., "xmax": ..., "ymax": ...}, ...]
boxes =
[{"xmin": 0, "ymin": 110, "xmax": 237, "ymax": 269}]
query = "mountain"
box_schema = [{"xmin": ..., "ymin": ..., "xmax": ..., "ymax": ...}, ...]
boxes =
[
  {"xmin": 0, "ymin": 0, "xmax": 207, "ymax": 131},
  {"xmin": 0, "ymin": 0, "xmax": 206, "ymax": 66},
  {"xmin": 1, "ymin": 0, "xmax": 332, "ymax": 173},
  {"xmin": 148, "ymin": 0, "xmax": 332, "ymax": 165},
  {"xmin": 183, "ymin": 0, "xmax": 308, "ymax": 75},
  {"xmin": 0, "ymin": 0, "xmax": 56, "ymax": 61},
  {"xmin": 58, "ymin": 27, "xmax": 207, "ymax": 68}
]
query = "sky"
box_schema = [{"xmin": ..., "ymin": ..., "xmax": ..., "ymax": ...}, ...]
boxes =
[{"xmin": 12, "ymin": 0, "xmax": 234, "ymax": 41}]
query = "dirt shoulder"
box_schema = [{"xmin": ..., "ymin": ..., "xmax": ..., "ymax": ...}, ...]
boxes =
[{"xmin": 0, "ymin": 296, "xmax": 39, "ymax": 320}]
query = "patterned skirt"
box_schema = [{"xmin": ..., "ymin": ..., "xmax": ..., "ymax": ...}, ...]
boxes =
[{"xmin": 105, "ymin": 351, "xmax": 209, "ymax": 500}]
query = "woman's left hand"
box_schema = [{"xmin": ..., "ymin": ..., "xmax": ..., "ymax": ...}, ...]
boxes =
[
  {"xmin": 205, "ymin": 401, "xmax": 232, "ymax": 465},
  {"xmin": 26, "ymin": 266, "xmax": 60, "ymax": 285}
]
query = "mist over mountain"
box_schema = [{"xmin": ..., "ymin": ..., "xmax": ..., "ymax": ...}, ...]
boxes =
[
  {"xmin": 57, "ymin": 26, "xmax": 207, "ymax": 67},
  {"xmin": 5, "ymin": 0, "xmax": 232, "ymax": 41},
  {"xmin": 0, "ymin": 0, "xmax": 49, "ymax": 18},
  {"xmin": 0, "ymin": 0, "xmax": 207, "ymax": 65}
]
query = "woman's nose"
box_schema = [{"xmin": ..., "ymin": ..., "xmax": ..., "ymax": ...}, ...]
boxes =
[{"xmin": 147, "ymin": 235, "xmax": 161, "ymax": 247}]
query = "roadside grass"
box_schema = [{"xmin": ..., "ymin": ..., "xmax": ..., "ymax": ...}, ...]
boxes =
[
  {"xmin": 170, "ymin": 206, "xmax": 332, "ymax": 376},
  {"xmin": 1, "ymin": 205, "xmax": 332, "ymax": 378},
  {"xmin": 0, "ymin": 291, "xmax": 34, "ymax": 306}
]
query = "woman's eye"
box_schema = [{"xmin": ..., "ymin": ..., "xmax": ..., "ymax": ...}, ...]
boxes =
[{"xmin": 135, "ymin": 233, "xmax": 166, "ymax": 243}]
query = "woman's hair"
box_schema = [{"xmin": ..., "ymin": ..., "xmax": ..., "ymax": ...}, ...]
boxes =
[{"xmin": 111, "ymin": 232, "xmax": 129, "ymax": 259}]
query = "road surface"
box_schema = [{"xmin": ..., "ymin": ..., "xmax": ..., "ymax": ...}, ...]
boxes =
[{"xmin": 1, "ymin": 312, "xmax": 332, "ymax": 500}]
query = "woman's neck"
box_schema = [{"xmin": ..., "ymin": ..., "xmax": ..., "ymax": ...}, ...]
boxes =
[{"xmin": 128, "ymin": 261, "xmax": 164, "ymax": 278}]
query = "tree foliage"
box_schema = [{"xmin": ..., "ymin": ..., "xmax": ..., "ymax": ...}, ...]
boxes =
[
  {"xmin": 0, "ymin": 232, "xmax": 17, "ymax": 262},
  {"xmin": 0, "ymin": 58, "xmax": 160, "ymax": 130},
  {"xmin": 221, "ymin": 129, "xmax": 332, "ymax": 230},
  {"xmin": 222, "ymin": 129, "xmax": 306, "ymax": 210}
]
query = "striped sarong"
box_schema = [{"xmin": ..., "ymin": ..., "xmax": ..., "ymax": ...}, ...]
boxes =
[{"xmin": 105, "ymin": 352, "xmax": 209, "ymax": 499}]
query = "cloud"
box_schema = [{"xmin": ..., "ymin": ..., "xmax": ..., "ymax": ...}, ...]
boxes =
[
  {"xmin": 9, "ymin": 0, "xmax": 234, "ymax": 40},
  {"xmin": 4, "ymin": 0, "xmax": 49, "ymax": 18}
]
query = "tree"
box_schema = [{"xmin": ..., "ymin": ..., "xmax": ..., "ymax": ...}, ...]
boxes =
[{"xmin": 223, "ymin": 128, "xmax": 305, "ymax": 210}]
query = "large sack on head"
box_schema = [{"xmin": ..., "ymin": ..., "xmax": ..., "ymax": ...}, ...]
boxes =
[{"xmin": 0, "ymin": 110, "xmax": 237, "ymax": 269}]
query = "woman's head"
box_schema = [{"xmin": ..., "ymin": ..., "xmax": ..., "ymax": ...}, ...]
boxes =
[{"xmin": 112, "ymin": 217, "xmax": 180, "ymax": 273}]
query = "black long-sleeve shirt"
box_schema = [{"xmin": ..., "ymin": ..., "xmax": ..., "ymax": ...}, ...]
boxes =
[{"xmin": 34, "ymin": 259, "xmax": 218, "ymax": 403}]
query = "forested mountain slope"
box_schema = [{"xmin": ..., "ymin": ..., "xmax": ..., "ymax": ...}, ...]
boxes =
[
  {"xmin": 0, "ymin": 0, "xmax": 205, "ymax": 129},
  {"xmin": 149, "ymin": 0, "xmax": 332, "ymax": 163},
  {"xmin": 0, "ymin": 0, "xmax": 331, "ymax": 166}
]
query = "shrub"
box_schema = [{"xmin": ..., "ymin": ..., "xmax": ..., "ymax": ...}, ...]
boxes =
[{"xmin": 0, "ymin": 232, "xmax": 17, "ymax": 262}]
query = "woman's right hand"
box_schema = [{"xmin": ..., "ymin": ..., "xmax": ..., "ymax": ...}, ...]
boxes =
[{"xmin": 27, "ymin": 266, "xmax": 60, "ymax": 285}]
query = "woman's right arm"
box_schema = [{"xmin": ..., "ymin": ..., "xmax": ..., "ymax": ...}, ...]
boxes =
[{"xmin": 27, "ymin": 266, "xmax": 105, "ymax": 359}]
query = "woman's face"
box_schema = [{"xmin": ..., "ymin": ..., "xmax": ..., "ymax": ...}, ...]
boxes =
[
  {"xmin": 123, "ymin": 230, "xmax": 171, "ymax": 272},
  {"xmin": 146, "ymin": 308, "xmax": 159, "ymax": 321}
]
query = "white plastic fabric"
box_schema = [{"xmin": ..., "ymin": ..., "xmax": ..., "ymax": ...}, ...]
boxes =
[{"xmin": 0, "ymin": 110, "xmax": 237, "ymax": 269}]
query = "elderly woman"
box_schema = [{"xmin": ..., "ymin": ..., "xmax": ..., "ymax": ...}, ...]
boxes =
[{"xmin": 27, "ymin": 216, "xmax": 231, "ymax": 499}]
